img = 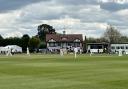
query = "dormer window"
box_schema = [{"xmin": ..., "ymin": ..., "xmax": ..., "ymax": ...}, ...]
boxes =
[
  {"xmin": 48, "ymin": 39, "xmax": 56, "ymax": 42},
  {"xmin": 74, "ymin": 39, "xmax": 80, "ymax": 42},
  {"xmin": 61, "ymin": 37, "xmax": 67, "ymax": 40}
]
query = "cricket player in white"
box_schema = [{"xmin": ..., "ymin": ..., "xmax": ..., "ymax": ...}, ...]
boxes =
[
  {"xmin": 60, "ymin": 48, "xmax": 63, "ymax": 56},
  {"xmin": 119, "ymin": 48, "xmax": 122, "ymax": 56},
  {"xmin": 74, "ymin": 47, "xmax": 78, "ymax": 58},
  {"xmin": 27, "ymin": 47, "xmax": 30, "ymax": 56}
]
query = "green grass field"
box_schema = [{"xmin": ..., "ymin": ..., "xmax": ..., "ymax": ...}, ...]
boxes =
[{"xmin": 0, "ymin": 54, "xmax": 128, "ymax": 89}]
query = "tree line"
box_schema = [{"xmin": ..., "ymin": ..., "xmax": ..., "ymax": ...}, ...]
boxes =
[
  {"xmin": 0, "ymin": 24, "xmax": 128, "ymax": 53},
  {"xmin": 86, "ymin": 25, "xmax": 128, "ymax": 44},
  {"xmin": 0, "ymin": 24, "xmax": 56, "ymax": 53},
  {"xmin": 0, "ymin": 34, "xmax": 39, "ymax": 52}
]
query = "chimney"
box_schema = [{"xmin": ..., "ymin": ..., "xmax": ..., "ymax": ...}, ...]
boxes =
[{"xmin": 63, "ymin": 31, "xmax": 66, "ymax": 35}]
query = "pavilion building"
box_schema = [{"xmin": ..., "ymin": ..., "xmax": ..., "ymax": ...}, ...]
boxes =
[
  {"xmin": 46, "ymin": 33, "xmax": 83, "ymax": 52},
  {"xmin": 111, "ymin": 43, "xmax": 128, "ymax": 54},
  {"xmin": 87, "ymin": 43, "xmax": 109, "ymax": 53}
]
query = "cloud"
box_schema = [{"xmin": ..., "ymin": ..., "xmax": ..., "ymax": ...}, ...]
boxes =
[
  {"xmin": 54, "ymin": 0, "xmax": 99, "ymax": 5},
  {"xmin": 0, "ymin": 0, "xmax": 128, "ymax": 38},
  {"xmin": 0, "ymin": 0, "xmax": 47, "ymax": 13},
  {"xmin": 3, "ymin": 31, "xmax": 23, "ymax": 38},
  {"xmin": 40, "ymin": 17, "xmax": 108, "ymax": 38},
  {"xmin": 116, "ymin": 9, "xmax": 128, "ymax": 16},
  {"xmin": 100, "ymin": 2, "xmax": 128, "ymax": 11},
  {"xmin": 0, "ymin": 10, "xmax": 37, "ymax": 37}
]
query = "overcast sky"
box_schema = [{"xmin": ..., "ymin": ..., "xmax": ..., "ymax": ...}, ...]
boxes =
[{"xmin": 0, "ymin": 0, "xmax": 128, "ymax": 38}]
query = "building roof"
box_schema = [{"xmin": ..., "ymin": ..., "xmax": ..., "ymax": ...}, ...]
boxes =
[
  {"xmin": 87, "ymin": 43, "xmax": 109, "ymax": 45},
  {"xmin": 111, "ymin": 43, "xmax": 128, "ymax": 44},
  {"xmin": 46, "ymin": 34, "xmax": 83, "ymax": 42}
]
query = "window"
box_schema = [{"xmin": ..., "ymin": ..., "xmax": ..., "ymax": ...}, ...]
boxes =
[
  {"xmin": 74, "ymin": 39, "xmax": 80, "ymax": 42},
  {"xmin": 76, "ymin": 43, "xmax": 80, "ymax": 47},
  {"xmin": 121, "ymin": 46, "xmax": 124, "ymax": 49},
  {"xmin": 49, "ymin": 43, "xmax": 55, "ymax": 47},
  {"xmin": 126, "ymin": 46, "xmax": 128, "ymax": 49},
  {"xmin": 61, "ymin": 37, "xmax": 67, "ymax": 40},
  {"xmin": 68, "ymin": 43, "xmax": 73, "ymax": 46},
  {"xmin": 116, "ymin": 46, "xmax": 120, "ymax": 49},
  {"xmin": 75, "ymin": 43, "xmax": 80, "ymax": 47},
  {"xmin": 98, "ymin": 45, "xmax": 102, "ymax": 49},
  {"xmin": 111, "ymin": 46, "xmax": 115, "ymax": 49},
  {"xmin": 58, "ymin": 43, "xmax": 61, "ymax": 46},
  {"xmin": 49, "ymin": 39, "xmax": 56, "ymax": 42},
  {"xmin": 54, "ymin": 43, "xmax": 58, "ymax": 46}
]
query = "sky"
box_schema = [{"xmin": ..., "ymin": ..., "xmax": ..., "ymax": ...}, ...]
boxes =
[{"xmin": 0, "ymin": 0, "xmax": 128, "ymax": 38}]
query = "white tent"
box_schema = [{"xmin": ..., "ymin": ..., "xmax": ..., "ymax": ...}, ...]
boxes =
[
  {"xmin": 0, "ymin": 47, "xmax": 8, "ymax": 54},
  {"xmin": 5, "ymin": 45, "xmax": 22, "ymax": 53},
  {"xmin": 0, "ymin": 45, "xmax": 22, "ymax": 54}
]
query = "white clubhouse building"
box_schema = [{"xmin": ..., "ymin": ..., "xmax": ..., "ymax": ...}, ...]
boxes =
[{"xmin": 111, "ymin": 43, "xmax": 128, "ymax": 54}]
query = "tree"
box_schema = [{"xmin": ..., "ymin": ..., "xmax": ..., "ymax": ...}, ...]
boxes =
[
  {"xmin": 3, "ymin": 37, "xmax": 22, "ymax": 46},
  {"xmin": 86, "ymin": 37, "xmax": 97, "ymax": 43},
  {"xmin": 29, "ymin": 36, "xmax": 40, "ymax": 52},
  {"xmin": 103, "ymin": 25, "xmax": 121, "ymax": 43},
  {"xmin": 39, "ymin": 41, "xmax": 47, "ymax": 49},
  {"xmin": 0, "ymin": 35, "xmax": 4, "ymax": 46},
  {"xmin": 37, "ymin": 24, "xmax": 56, "ymax": 41},
  {"xmin": 21, "ymin": 34, "xmax": 30, "ymax": 52},
  {"xmin": 0, "ymin": 35, "xmax": 3, "ymax": 40},
  {"xmin": 119, "ymin": 36, "xmax": 128, "ymax": 43}
]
